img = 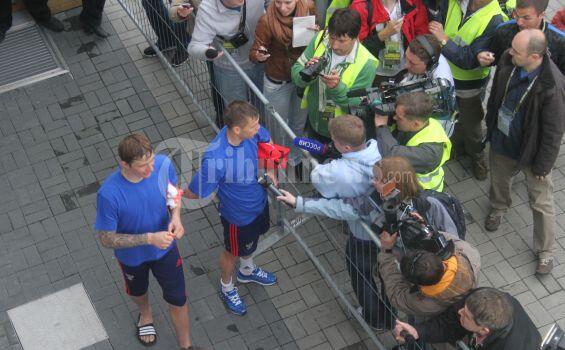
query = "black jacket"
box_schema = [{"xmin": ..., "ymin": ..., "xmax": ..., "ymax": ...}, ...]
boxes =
[
  {"xmin": 414, "ymin": 290, "xmax": 541, "ymax": 350},
  {"xmin": 488, "ymin": 19, "xmax": 565, "ymax": 74},
  {"xmin": 485, "ymin": 52, "xmax": 565, "ymax": 176}
]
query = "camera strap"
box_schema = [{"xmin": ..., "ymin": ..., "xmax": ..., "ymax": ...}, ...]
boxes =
[{"xmin": 217, "ymin": 0, "xmax": 247, "ymax": 41}]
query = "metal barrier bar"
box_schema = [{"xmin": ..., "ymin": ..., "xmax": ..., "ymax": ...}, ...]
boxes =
[{"xmin": 110, "ymin": 0, "xmax": 421, "ymax": 347}]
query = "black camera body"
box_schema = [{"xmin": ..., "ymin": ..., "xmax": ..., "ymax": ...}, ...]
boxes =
[
  {"xmin": 348, "ymin": 77, "xmax": 457, "ymax": 121},
  {"xmin": 380, "ymin": 189, "xmax": 454, "ymax": 260},
  {"xmin": 227, "ymin": 31, "xmax": 249, "ymax": 49},
  {"xmin": 300, "ymin": 56, "xmax": 329, "ymax": 82}
]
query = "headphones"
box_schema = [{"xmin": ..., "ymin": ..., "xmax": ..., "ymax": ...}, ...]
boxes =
[{"xmin": 415, "ymin": 35, "xmax": 439, "ymax": 72}]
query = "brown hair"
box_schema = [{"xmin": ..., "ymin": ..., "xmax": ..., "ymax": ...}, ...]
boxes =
[
  {"xmin": 373, "ymin": 157, "xmax": 421, "ymax": 200},
  {"xmin": 516, "ymin": 0, "xmax": 548, "ymax": 15},
  {"xmin": 118, "ymin": 134, "xmax": 153, "ymax": 165},
  {"xmin": 328, "ymin": 115, "xmax": 366, "ymax": 147},
  {"xmin": 223, "ymin": 101, "xmax": 260, "ymax": 128},
  {"xmin": 408, "ymin": 34, "xmax": 441, "ymax": 67},
  {"xmin": 396, "ymin": 91, "xmax": 433, "ymax": 122},
  {"xmin": 466, "ymin": 288, "xmax": 514, "ymax": 331}
]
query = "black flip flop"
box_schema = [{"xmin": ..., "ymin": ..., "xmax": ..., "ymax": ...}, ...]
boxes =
[{"xmin": 136, "ymin": 314, "xmax": 157, "ymax": 347}]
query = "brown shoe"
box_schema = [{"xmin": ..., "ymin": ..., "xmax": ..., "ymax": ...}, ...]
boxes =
[
  {"xmin": 471, "ymin": 158, "xmax": 488, "ymax": 181},
  {"xmin": 484, "ymin": 214, "xmax": 501, "ymax": 232},
  {"xmin": 536, "ymin": 257, "xmax": 554, "ymax": 275}
]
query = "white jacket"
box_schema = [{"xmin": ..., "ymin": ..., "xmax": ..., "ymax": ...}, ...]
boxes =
[{"xmin": 311, "ymin": 139, "xmax": 381, "ymax": 198}]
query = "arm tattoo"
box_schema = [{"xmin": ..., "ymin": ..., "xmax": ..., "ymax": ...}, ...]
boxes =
[{"xmin": 98, "ymin": 230, "xmax": 150, "ymax": 249}]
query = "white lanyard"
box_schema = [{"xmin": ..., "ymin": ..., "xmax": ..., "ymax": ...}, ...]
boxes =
[{"xmin": 501, "ymin": 67, "xmax": 539, "ymax": 115}]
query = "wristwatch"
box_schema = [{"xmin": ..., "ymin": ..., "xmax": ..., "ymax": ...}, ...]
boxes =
[
  {"xmin": 384, "ymin": 248, "xmax": 393, "ymax": 254},
  {"xmin": 440, "ymin": 39, "xmax": 448, "ymax": 47}
]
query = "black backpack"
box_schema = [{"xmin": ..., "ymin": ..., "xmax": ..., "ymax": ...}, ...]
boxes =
[{"xmin": 412, "ymin": 190, "xmax": 466, "ymax": 240}]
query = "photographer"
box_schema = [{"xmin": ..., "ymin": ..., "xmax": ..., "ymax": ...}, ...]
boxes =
[
  {"xmin": 378, "ymin": 236, "xmax": 480, "ymax": 318},
  {"xmin": 187, "ymin": 0, "xmax": 265, "ymax": 112},
  {"xmin": 276, "ymin": 156, "xmax": 459, "ymax": 328},
  {"xmin": 349, "ymin": 0, "xmax": 429, "ymax": 82},
  {"xmin": 399, "ymin": 34, "xmax": 453, "ymax": 85},
  {"xmin": 291, "ymin": 8, "xmax": 378, "ymax": 142},
  {"xmin": 374, "ymin": 91, "xmax": 451, "ymax": 191},
  {"xmin": 394, "ymin": 288, "xmax": 541, "ymax": 350},
  {"xmin": 311, "ymin": 115, "xmax": 381, "ymax": 198}
]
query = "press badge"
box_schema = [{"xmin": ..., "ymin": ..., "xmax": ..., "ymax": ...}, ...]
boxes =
[
  {"xmin": 383, "ymin": 40, "xmax": 401, "ymax": 70},
  {"xmin": 497, "ymin": 105, "xmax": 514, "ymax": 137},
  {"xmin": 321, "ymin": 101, "xmax": 337, "ymax": 121}
]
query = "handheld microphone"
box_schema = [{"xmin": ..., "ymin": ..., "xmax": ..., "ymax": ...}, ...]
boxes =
[
  {"xmin": 258, "ymin": 174, "xmax": 290, "ymax": 207},
  {"xmin": 205, "ymin": 48, "xmax": 219, "ymax": 59},
  {"xmin": 293, "ymin": 137, "xmax": 328, "ymax": 156}
]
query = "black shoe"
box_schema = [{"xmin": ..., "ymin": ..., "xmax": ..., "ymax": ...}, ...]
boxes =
[
  {"xmin": 83, "ymin": 22, "xmax": 109, "ymax": 38},
  {"xmin": 37, "ymin": 17, "xmax": 65, "ymax": 32},
  {"xmin": 171, "ymin": 49, "xmax": 189, "ymax": 67},
  {"xmin": 142, "ymin": 44, "xmax": 175, "ymax": 57}
]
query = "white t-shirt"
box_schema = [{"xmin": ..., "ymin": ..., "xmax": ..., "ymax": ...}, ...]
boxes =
[
  {"xmin": 401, "ymin": 54, "xmax": 455, "ymax": 86},
  {"xmin": 329, "ymin": 53, "xmax": 347, "ymax": 72}
]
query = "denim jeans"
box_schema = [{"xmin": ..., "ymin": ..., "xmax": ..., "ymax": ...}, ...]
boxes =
[
  {"xmin": 141, "ymin": 0, "xmax": 189, "ymax": 50},
  {"xmin": 345, "ymin": 235, "xmax": 395, "ymax": 329},
  {"xmin": 213, "ymin": 63, "xmax": 264, "ymax": 123},
  {"xmin": 263, "ymin": 77, "xmax": 307, "ymax": 166}
]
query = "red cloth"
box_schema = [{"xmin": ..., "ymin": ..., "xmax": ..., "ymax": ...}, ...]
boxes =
[
  {"xmin": 350, "ymin": 0, "xmax": 429, "ymax": 42},
  {"xmin": 552, "ymin": 9, "xmax": 565, "ymax": 32},
  {"xmin": 257, "ymin": 142, "xmax": 290, "ymax": 170}
]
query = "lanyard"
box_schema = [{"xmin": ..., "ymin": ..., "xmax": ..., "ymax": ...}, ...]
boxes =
[{"xmin": 501, "ymin": 67, "xmax": 539, "ymax": 115}]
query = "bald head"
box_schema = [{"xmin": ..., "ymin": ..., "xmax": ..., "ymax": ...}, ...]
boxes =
[
  {"xmin": 515, "ymin": 29, "xmax": 547, "ymax": 55},
  {"xmin": 510, "ymin": 29, "xmax": 546, "ymax": 71}
]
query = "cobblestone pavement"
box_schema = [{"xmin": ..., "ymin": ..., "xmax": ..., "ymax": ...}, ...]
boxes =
[{"xmin": 0, "ymin": 1, "xmax": 564, "ymax": 349}]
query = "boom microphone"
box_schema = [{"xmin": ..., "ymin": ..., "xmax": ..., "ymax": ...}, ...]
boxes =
[{"xmin": 293, "ymin": 137, "xmax": 328, "ymax": 156}]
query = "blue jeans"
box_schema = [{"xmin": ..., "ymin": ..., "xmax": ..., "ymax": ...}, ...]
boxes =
[
  {"xmin": 213, "ymin": 63, "xmax": 264, "ymax": 112},
  {"xmin": 141, "ymin": 0, "xmax": 189, "ymax": 50},
  {"xmin": 263, "ymin": 77, "xmax": 307, "ymax": 166}
]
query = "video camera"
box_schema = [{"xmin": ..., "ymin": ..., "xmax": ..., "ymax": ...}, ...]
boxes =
[
  {"xmin": 347, "ymin": 77, "xmax": 457, "ymax": 120},
  {"xmin": 300, "ymin": 56, "xmax": 329, "ymax": 82},
  {"xmin": 376, "ymin": 188, "xmax": 454, "ymax": 260}
]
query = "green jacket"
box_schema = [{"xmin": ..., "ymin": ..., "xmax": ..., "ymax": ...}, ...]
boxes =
[{"xmin": 291, "ymin": 33, "xmax": 378, "ymax": 138}]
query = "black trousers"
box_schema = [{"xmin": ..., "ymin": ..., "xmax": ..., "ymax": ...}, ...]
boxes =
[
  {"xmin": 79, "ymin": 0, "xmax": 107, "ymax": 26},
  {"xmin": 345, "ymin": 234, "xmax": 395, "ymax": 329},
  {"xmin": 1, "ymin": 0, "xmax": 51, "ymax": 30}
]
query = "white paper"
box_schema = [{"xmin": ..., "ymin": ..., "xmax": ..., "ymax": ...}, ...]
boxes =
[{"xmin": 292, "ymin": 16, "xmax": 316, "ymax": 48}]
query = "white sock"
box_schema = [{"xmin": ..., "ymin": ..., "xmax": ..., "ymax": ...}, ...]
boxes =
[
  {"xmin": 221, "ymin": 277, "xmax": 234, "ymax": 293},
  {"xmin": 239, "ymin": 257, "xmax": 255, "ymax": 276}
]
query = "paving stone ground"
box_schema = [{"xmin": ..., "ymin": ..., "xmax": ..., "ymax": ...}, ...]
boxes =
[{"xmin": 0, "ymin": 1, "xmax": 564, "ymax": 349}]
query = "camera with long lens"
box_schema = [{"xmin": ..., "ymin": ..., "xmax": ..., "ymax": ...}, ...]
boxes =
[
  {"xmin": 347, "ymin": 77, "xmax": 457, "ymax": 121},
  {"xmin": 300, "ymin": 56, "xmax": 329, "ymax": 82},
  {"xmin": 376, "ymin": 189, "xmax": 454, "ymax": 260}
]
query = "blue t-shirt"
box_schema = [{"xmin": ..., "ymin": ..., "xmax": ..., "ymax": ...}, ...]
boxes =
[
  {"xmin": 95, "ymin": 155, "xmax": 178, "ymax": 266},
  {"xmin": 189, "ymin": 125, "xmax": 270, "ymax": 226}
]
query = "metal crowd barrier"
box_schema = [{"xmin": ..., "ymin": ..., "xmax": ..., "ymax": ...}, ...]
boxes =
[{"xmin": 112, "ymin": 0, "xmax": 425, "ymax": 348}]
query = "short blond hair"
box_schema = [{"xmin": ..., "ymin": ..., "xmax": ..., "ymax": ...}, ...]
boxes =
[{"xmin": 328, "ymin": 115, "xmax": 366, "ymax": 147}]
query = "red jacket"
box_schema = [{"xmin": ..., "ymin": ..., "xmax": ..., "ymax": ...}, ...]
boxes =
[{"xmin": 350, "ymin": 0, "xmax": 429, "ymax": 42}]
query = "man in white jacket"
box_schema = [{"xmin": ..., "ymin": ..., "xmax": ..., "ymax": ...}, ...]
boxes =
[
  {"xmin": 188, "ymin": 0, "xmax": 265, "ymax": 119},
  {"xmin": 312, "ymin": 115, "xmax": 381, "ymax": 198}
]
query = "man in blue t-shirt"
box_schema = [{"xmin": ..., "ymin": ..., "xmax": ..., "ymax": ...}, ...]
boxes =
[
  {"xmin": 95, "ymin": 134, "xmax": 202, "ymax": 350},
  {"xmin": 185, "ymin": 101, "xmax": 278, "ymax": 316}
]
